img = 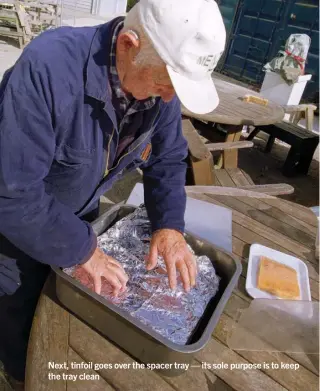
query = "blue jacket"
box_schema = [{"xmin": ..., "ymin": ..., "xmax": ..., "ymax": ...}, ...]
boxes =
[{"xmin": 0, "ymin": 18, "xmax": 188, "ymax": 268}]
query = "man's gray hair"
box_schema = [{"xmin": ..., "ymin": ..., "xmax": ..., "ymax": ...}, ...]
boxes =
[{"xmin": 122, "ymin": 5, "xmax": 163, "ymax": 67}]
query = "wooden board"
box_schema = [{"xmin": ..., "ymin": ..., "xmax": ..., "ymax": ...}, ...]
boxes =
[
  {"xmin": 221, "ymin": 294, "xmax": 319, "ymax": 379},
  {"xmin": 190, "ymin": 156, "xmax": 215, "ymax": 185},
  {"xmin": 25, "ymin": 274, "xmax": 69, "ymax": 391},
  {"xmin": 185, "ymin": 185, "xmax": 293, "ymax": 197},
  {"xmin": 226, "ymin": 168, "xmax": 254, "ymax": 187},
  {"xmin": 222, "ymin": 125, "xmax": 242, "ymax": 168},
  {"xmin": 213, "ymin": 313, "xmax": 319, "ymax": 391},
  {"xmin": 234, "ymin": 196, "xmax": 317, "ymax": 241},
  {"xmin": 182, "ymin": 119, "xmax": 215, "ymax": 185},
  {"xmin": 209, "ymin": 169, "xmax": 293, "ymax": 195},
  {"xmin": 164, "ymin": 362, "xmax": 234, "ymax": 391},
  {"xmin": 69, "ymin": 316, "xmax": 176, "ymax": 391},
  {"xmin": 67, "ymin": 348, "xmax": 114, "ymax": 391},
  {"xmin": 262, "ymin": 198, "xmax": 318, "ymax": 228},
  {"xmin": 206, "ymin": 141, "xmax": 253, "ymax": 151},
  {"xmin": 195, "ymin": 338, "xmax": 288, "ymax": 391},
  {"xmin": 182, "ymin": 119, "xmax": 211, "ymax": 160},
  {"xmin": 209, "ymin": 195, "xmax": 314, "ymax": 257},
  {"xmin": 215, "ymin": 169, "xmax": 238, "ymax": 187}
]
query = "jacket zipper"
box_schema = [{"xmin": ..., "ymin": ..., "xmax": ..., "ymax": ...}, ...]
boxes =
[{"xmin": 104, "ymin": 126, "xmax": 115, "ymax": 177}]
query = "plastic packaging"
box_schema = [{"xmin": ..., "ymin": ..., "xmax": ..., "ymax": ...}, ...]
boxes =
[{"xmin": 227, "ymin": 299, "xmax": 319, "ymax": 354}]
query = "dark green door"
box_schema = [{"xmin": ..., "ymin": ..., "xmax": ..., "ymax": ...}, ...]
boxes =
[
  {"xmin": 217, "ymin": 0, "xmax": 240, "ymax": 36},
  {"xmin": 221, "ymin": 0, "xmax": 319, "ymax": 102}
]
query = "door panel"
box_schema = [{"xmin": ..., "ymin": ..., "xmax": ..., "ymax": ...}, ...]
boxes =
[
  {"xmin": 221, "ymin": 0, "xmax": 319, "ymax": 102},
  {"xmin": 222, "ymin": 0, "xmax": 285, "ymax": 84}
]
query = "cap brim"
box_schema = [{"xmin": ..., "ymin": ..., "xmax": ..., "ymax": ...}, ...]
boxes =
[{"xmin": 167, "ymin": 65, "xmax": 219, "ymax": 115}]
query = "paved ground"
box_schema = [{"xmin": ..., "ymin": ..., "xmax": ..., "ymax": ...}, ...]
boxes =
[
  {"xmin": 239, "ymin": 134, "xmax": 319, "ymax": 208},
  {"xmin": 0, "ymin": 38, "xmax": 22, "ymax": 81},
  {"xmin": 0, "ymin": 11, "xmax": 118, "ymax": 81}
]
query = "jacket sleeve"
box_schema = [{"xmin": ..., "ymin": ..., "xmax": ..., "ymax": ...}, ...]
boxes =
[
  {"xmin": 141, "ymin": 97, "xmax": 188, "ymax": 233},
  {"xmin": 0, "ymin": 52, "xmax": 96, "ymax": 268}
]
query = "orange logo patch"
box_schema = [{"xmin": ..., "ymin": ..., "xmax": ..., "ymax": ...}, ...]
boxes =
[{"xmin": 141, "ymin": 143, "xmax": 152, "ymax": 161}]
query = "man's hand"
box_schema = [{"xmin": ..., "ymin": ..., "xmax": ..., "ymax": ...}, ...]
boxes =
[
  {"xmin": 81, "ymin": 247, "xmax": 128, "ymax": 296},
  {"xmin": 146, "ymin": 229, "xmax": 197, "ymax": 292}
]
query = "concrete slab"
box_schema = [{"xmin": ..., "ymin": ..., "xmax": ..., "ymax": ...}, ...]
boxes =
[{"xmin": 0, "ymin": 38, "xmax": 22, "ymax": 82}]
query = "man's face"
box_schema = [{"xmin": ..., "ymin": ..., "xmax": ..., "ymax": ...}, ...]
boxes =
[
  {"xmin": 116, "ymin": 32, "xmax": 176, "ymax": 102},
  {"xmin": 123, "ymin": 62, "xmax": 176, "ymax": 102}
]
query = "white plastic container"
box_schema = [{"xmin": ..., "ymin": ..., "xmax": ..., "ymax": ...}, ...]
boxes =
[
  {"xmin": 260, "ymin": 71, "xmax": 312, "ymax": 107},
  {"xmin": 246, "ymin": 243, "xmax": 311, "ymax": 301}
]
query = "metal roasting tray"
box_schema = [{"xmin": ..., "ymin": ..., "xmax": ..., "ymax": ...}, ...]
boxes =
[{"xmin": 52, "ymin": 203, "xmax": 242, "ymax": 376}]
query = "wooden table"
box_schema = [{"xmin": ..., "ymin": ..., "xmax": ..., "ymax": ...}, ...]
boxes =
[
  {"xmin": 26, "ymin": 195, "xmax": 319, "ymax": 391},
  {"xmin": 182, "ymin": 75, "xmax": 285, "ymax": 168}
]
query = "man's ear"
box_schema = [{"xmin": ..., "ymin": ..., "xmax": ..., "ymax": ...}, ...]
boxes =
[{"xmin": 117, "ymin": 31, "xmax": 140, "ymax": 58}]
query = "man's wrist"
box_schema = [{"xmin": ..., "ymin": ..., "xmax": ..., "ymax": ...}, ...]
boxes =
[{"xmin": 152, "ymin": 227, "xmax": 184, "ymax": 237}]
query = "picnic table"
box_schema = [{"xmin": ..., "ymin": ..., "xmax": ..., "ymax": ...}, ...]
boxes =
[
  {"xmin": 25, "ymin": 194, "xmax": 319, "ymax": 391},
  {"xmin": 182, "ymin": 74, "xmax": 285, "ymax": 168}
]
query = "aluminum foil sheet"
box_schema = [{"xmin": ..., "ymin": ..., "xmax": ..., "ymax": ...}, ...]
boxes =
[{"xmin": 64, "ymin": 206, "xmax": 220, "ymax": 345}]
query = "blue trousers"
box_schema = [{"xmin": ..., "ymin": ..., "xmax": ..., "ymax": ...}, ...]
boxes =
[{"xmin": 0, "ymin": 206, "xmax": 99, "ymax": 381}]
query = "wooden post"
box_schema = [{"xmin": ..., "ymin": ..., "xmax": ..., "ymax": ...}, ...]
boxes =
[
  {"xmin": 219, "ymin": 124, "xmax": 243, "ymax": 168},
  {"xmin": 182, "ymin": 119, "xmax": 216, "ymax": 185}
]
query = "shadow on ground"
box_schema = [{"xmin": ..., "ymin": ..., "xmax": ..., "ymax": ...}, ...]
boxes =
[{"xmin": 239, "ymin": 135, "xmax": 319, "ymax": 208}]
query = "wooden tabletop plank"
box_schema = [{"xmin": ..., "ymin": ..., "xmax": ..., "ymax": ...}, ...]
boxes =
[
  {"xmin": 195, "ymin": 338, "xmax": 288, "ymax": 391},
  {"xmin": 164, "ymin": 361, "xmax": 235, "ymax": 391},
  {"xmin": 191, "ymin": 193, "xmax": 313, "ymax": 261},
  {"xmin": 230, "ymin": 198, "xmax": 319, "ymax": 269},
  {"xmin": 212, "ymin": 195, "xmax": 315, "ymax": 249},
  {"xmin": 226, "ymin": 168, "xmax": 253, "ymax": 187},
  {"xmin": 224, "ymin": 293, "xmax": 320, "ymax": 376},
  {"xmin": 241, "ymin": 170, "xmax": 255, "ymax": 185},
  {"xmin": 213, "ymin": 169, "xmax": 238, "ymax": 187},
  {"xmin": 69, "ymin": 317, "xmax": 176, "ymax": 391},
  {"xmin": 214, "ymin": 314, "xmax": 319, "ymax": 391},
  {"xmin": 25, "ymin": 274, "xmax": 69, "ymax": 391},
  {"xmin": 205, "ymin": 195, "xmax": 313, "ymax": 260},
  {"xmin": 67, "ymin": 348, "xmax": 114, "ymax": 391},
  {"xmin": 262, "ymin": 198, "xmax": 318, "ymax": 228},
  {"xmin": 238, "ymin": 197, "xmax": 317, "ymax": 238}
]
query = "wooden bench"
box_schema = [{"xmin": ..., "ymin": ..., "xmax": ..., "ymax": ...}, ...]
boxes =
[
  {"xmin": 247, "ymin": 121, "xmax": 319, "ymax": 177},
  {"xmin": 285, "ymin": 104, "xmax": 317, "ymax": 131},
  {"xmin": 182, "ymin": 119, "xmax": 216, "ymax": 185},
  {"xmin": 182, "ymin": 119, "xmax": 294, "ymax": 195}
]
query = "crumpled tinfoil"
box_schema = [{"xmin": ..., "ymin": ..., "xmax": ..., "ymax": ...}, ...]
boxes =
[{"xmin": 64, "ymin": 206, "xmax": 220, "ymax": 345}]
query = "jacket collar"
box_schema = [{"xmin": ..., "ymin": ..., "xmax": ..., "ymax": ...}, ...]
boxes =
[{"xmin": 84, "ymin": 17, "xmax": 125, "ymax": 104}]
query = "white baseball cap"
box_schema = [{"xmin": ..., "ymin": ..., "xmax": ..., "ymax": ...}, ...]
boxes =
[{"xmin": 136, "ymin": 0, "xmax": 226, "ymax": 114}]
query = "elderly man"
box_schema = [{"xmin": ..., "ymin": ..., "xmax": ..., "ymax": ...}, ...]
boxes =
[{"xmin": 0, "ymin": 0, "xmax": 226, "ymax": 386}]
